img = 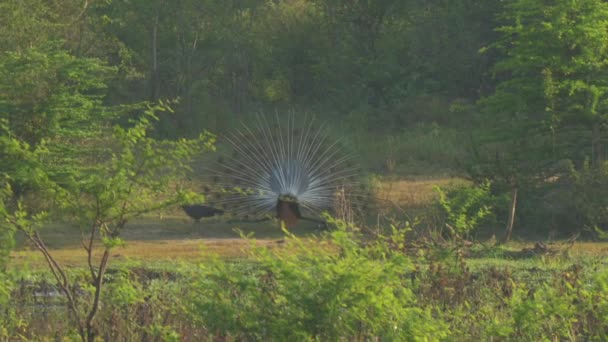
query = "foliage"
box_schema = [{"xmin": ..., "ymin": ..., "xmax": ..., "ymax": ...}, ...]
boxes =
[
  {"xmin": 0, "ymin": 117, "xmax": 53, "ymax": 340},
  {"xmin": 434, "ymin": 181, "xmax": 495, "ymax": 239},
  {"xmin": 0, "ymin": 42, "xmax": 117, "ymax": 147},
  {"xmin": 470, "ymin": 0, "xmax": 608, "ymax": 237},
  {"xmin": 12, "ymin": 106, "xmax": 215, "ymax": 341},
  {"xmin": 3, "ymin": 231, "xmax": 608, "ymax": 340},
  {"xmin": 0, "ymin": 41, "xmax": 215, "ymax": 339},
  {"xmin": 0, "ymin": 185, "xmax": 14, "ymax": 271},
  {"xmin": 489, "ymin": 0, "xmax": 608, "ymax": 130},
  {"xmin": 506, "ymin": 265, "xmax": 608, "ymax": 340},
  {"xmin": 83, "ymin": 0, "xmax": 503, "ymax": 134},
  {"xmin": 0, "ymin": 187, "xmax": 14, "ymax": 337},
  {"xmin": 568, "ymin": 160, "xmax": 608, "ymax": 237},
  {"xmin": 187, "ymin": 223, "xmax": 448, "ymax": 341}
]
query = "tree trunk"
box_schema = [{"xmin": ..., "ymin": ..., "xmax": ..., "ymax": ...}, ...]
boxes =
[
  {"xmin": 592, "ymin": 123, "xmax": 603, "ymax": 166},
  {"xmin": 85, "ymin": 248, "xmax": 111, "ymax": 342},
  {"xmin": 503, "ymin": 187, "xmax": 517, "ymax": 243},
  {"xmin": 151, "ymin": 10, "xmax": 160, "ymax": 102}
]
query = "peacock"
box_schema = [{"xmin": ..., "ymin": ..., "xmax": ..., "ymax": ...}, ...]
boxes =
[
  {"xmin": 181, "ymin": 204, "xmax": 224, "ymax": 222},
  {"xmin": 204, "ymin": 113, "xmax": 363, "ymax": 228}
]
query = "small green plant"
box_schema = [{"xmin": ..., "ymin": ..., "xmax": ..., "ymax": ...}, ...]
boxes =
[{"xmin": 434, "ymin": 180, "xmax": 494, "ymax": 240}]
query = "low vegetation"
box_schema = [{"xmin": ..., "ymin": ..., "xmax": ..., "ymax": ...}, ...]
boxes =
[{"xmin": 2, "ymin": 222, "xmax": 608, "ymax": 340}]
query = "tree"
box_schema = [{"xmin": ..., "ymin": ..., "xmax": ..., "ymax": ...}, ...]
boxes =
[
  {"xmin": 1, "ymin": 107, "xmax": 214, "ymax": 341},
  {"xmin": 313, "ymin": 0, "xmax": 409, "ymax": 112},
  {"xmin": 405, "ymin": 0, "xmax": 503, "ymax": 100},
  {"xmin": 0, "ymin": 43, "xmax": 116, "ymax": 145},
  {"xmin": 475, "ymin": 0, "xmax": 608, "ymax": 240},
  {"xmin": 0, "ymin": 42, "xmax": 215, "ymax": 340}
]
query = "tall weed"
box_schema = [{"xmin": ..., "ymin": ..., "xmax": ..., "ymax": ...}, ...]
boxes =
[{"xmin": 434, "ymin": 180, "xmax": 495, "ymax": 240}]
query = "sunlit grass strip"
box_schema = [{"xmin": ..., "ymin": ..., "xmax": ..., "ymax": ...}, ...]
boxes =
[{"xmin": 8, "ymin": 237, "xmax": 337, "ymax": 269}]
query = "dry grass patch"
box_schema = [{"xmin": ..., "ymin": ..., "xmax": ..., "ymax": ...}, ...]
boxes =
[
  {"xmin": 9, "ymin": 238, "xmax": 292, "ymax": 268},
  {"xmin": 505, "ymin": 241, "xmax": 608, "ymax": 257},
  {"xmin": 375, "ymin": 177, "xmax": 469, "ymax": 208}
]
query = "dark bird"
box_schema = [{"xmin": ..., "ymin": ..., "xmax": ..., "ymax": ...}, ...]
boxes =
[
  {"xmin": 206, "ymin": 113, "xmax": 362, "ymax": 228},
  {"xmin": 181, "ymin": 204, "xmax": 224, "ymax": 222}
]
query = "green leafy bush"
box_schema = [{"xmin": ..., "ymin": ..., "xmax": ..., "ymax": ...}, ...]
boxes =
[
  {"xmin": 187, "ymin": 223, "xmax": 448, "ymax": 341},
  {"xmin": 434, "ymin": 180, "xmax": 495, "ymax": 239},
  {"xmin": 569, "ymin": 160, "xmax": 608, "ymax": 237},
  {"xmin": 521, "ymin": 159, "xmax": 608, "ymax": 237},
  {"xmin": 506, "ymin": 265, "xmax": 608, "ymax": 340}
]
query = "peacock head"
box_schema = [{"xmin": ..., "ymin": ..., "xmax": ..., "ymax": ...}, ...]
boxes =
[{"xmin": 277, "ymin": 193, "xmax": 298, "ymax": 204}]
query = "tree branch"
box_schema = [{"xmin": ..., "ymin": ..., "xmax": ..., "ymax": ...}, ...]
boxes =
[
  {"xmin": 85, "ymin": 247, "xmax": 111, "ymax": 341},
  {"xmin": 85, "ymin": 222, "xmax": 97, "ymax": 280},
  {"xmin": 70, "ymin": 0, "xmax": 90, "ymax": 25},
  {"xmin": 24, "ymin": 231, "xmax": 86, "ymax": 340}
]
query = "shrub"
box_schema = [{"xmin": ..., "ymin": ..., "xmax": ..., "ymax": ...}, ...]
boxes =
[
  {"xmin": 570, "ymin": 160, "xmax": 608, "ymax": 237},
  {"xmin": 186, "ymin": 222, "xmax": 448, "ymax": 341},
  {"xmin": 434, "ymin": 180, "xmax": 495, "ymax": 240},
  {"xmin": 507, "ymin": 265, "xmax": 608, "ymax": 340}
]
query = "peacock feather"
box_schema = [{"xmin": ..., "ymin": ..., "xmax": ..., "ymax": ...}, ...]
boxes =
[{"xmin": 204, "ymin": 113, "xmax": 362, "ymax": 228}]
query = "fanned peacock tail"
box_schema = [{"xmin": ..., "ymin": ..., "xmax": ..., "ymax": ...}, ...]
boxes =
[{"xmin": 204, "ymin": 113, "xmax": 364, "ymax": 227}]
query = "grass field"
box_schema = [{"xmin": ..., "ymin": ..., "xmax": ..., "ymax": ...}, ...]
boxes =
[
  {"xmin": 10, "ymin": 218, "xmax": 301, "ymax": 268},
  {"xmin": 9, "ymin": 178, "xmax": 608, "ymax": 269}
]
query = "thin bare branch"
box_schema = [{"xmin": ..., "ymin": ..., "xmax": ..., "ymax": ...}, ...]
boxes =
[
  {"xmin": 25, "ymin": 232, "xmax": 86, "ymax": 340},
  {"xmin": 70, "ymin": 0, "xmax": 90, "ymax": 25},
  {"xmin": 86, "ymin": 223, "xmax": 97, "ymax": 280}
]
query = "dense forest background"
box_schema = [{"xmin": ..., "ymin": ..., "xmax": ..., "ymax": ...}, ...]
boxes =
[
  {"xmin": 3, "ymin": 0, "xmax": 608, "ymax": 238},
  {"xmin": 1, "ymin": 0, "xmax": 503, "ymax": 135}
]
